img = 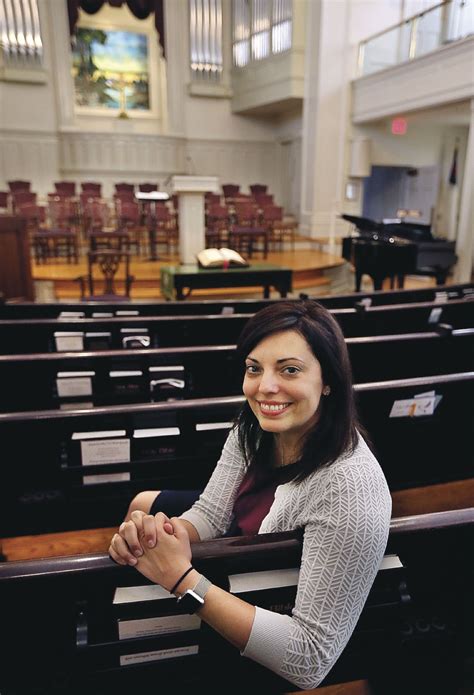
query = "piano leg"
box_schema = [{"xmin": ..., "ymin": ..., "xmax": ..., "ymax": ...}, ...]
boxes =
[
  {"xmin": 355, "ymin": 270, "xmax": 363, "ymax": 292},
  {"xmin": 397, "ymin": 273, "xmax": 406, "ymax": 288},
  {"xmin": 436, "ymin": 270, "xmax": 449, "ymax": 285}
]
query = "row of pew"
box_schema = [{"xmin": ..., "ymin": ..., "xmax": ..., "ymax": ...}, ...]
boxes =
[
  {"xmin": 1, "ymin": 510, "xmax": 472, "ymax": 693},
  {"xmin": 0, "ymin": 284, "xmax": 473, "ymax": 694},
  {"xmin": 0, "ymin": 295, "xmax": 473, "ymax": 354}
]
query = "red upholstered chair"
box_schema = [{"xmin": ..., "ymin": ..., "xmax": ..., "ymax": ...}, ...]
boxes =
[
  {"xmin": 261, "ymin": 205, "xmax": 296, "ymax": 250},
  {"xmin": 233, "ymin": 202, "xmax": 259, "ymax": 227},
  {"xmin": 76, "ymin": 250, "xmax": 134, "ymax": 301},
  {"xmin": 206, "ymin": 204, "xmax": 229, "ymax": 247},
  {"xmin": 222, "ymin": 184, "xmax": 240, "ymax": 198},
  {"xmin": 48, "ymin": 197, "xmax": 79, "ymax": 230},
  {"xmin": 8, "ymin": 180, "xmax": 31, "ymax": 192},
  {"xmin": 116, "ymin": 200, "xmax": 143, "ymax": 255},
  {"xmin": 153, "ymin": 203, "xmax": 178, "ymax": 255},
  {"xmin": 115, "ymin": 183, "xmax": 135, "ymax": 194},
  {"xmin": 205, "ymin": 192, "xmax": 221, "ymax": 208},
  {"xmin": 254, "ymin": 193, "xmax": 274, "ymax": 207},
  {"xmin": 0, "ymin": 191, "xmax": 9, "ymax": 209},
  {"xmin": 12, "ymin": 191, "xmax": 36, "ymax": 209},
  {"xmin": 139, "ymin": 183, "xmax": 158, "ymax": 192},
  {"xmin": 54, "ymin": 181, "xmax": 76, "ymax": 196},
  {"xmin": 249, "ymin": 184, "xmax": 268, "ymax": 195},
  {"xmin": 81, "ymin": 182, "xmax": 102, "ymax": 196},
  {"xmin": 82, "ymin": 198, "xmax": 110, "ymax": 235}
]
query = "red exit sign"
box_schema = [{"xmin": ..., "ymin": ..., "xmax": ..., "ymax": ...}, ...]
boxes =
[{"xmin": 391, "ymin": 118, "xmax": 407, "ymax": 135}]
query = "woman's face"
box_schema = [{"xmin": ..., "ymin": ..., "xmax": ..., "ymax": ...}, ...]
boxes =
[{"xmin": 243, "ymin": 329, "xmax": 325, "ymax": 443}]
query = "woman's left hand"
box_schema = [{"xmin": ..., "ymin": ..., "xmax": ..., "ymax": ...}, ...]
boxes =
[{"xmin": 134, "ymin": 513, "xmax": 193, "ymax": 591}]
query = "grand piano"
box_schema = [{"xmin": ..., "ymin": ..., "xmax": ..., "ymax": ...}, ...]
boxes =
[{"xmin": 341, "ymin": 214, "xmax": 457, "ymax": 292}]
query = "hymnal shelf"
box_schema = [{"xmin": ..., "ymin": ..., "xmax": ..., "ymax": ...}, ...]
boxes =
[{"xmin": 197, "ymin": 248, "xmax": 248, "ymax": 269}]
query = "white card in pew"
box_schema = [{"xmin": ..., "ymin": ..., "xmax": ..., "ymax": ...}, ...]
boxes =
[
  {"xmin": 120, "ymin": 645, "xmax": 198, "ymax": 667},
  {"xmin": 195, "ymin": 422, "xmax": 233, "ymax": 432},
  {"xmin": 389, "ymin": 396, "xmax": 436, "ymax": 418},
  {"xmin": 118, "ymin": 614, "xmax": 201, "ymax": 640},
  {"xmin": 116, "ymin": 310, "xmax": 140, "ymax": 316},
  {"xmin": 133, "ymin": 427, "xmax": 180, "ymax": 438},
  {"xmin": 58, "ymin": 311, "xmax": 85, "ymax": 319},
  {"xmin": 379, "ymin": 554, "xmax": 403, "ymax": 570},
  {"xmin": 229, "ymin": 568, "xmax": 299, "ymax": 594},
  {"xmin": 114, "ymin": 584, "xmax": 171, "ymax": 604},
  {"xmin": 149, "ymin": 365, "xmax": 184, "ymax": 373},
  {"xmin": 74, "ymin": 431, "xmax": 130, "ymax": 467},
  {"xmin": 83, "ymin": 472, "xmax": 131, "ymax": 485},
  {"xmin": 56, "ymin": 371, "xmax": 95, "ymax": 398},
  {"xmin": 54, "ymin": 332, "xmax": 84, "ymax": 352}
]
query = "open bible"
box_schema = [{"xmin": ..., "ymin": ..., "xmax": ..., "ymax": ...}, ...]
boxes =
[{"xmin": 197, "ymin": 247, "xmax": 249, "ymax": 268}]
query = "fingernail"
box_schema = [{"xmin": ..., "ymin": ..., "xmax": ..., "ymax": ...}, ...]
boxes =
[
  {"xmin": 134, "ymin": 549, "xmax": 143, "ymax": 557},
  {"xmin": 129, "ymin": 558, "xmax": 137, "ymax": 565},
  {"xmin": 148, "ymin": 540, "xmax": 154, "ymax": 547}
]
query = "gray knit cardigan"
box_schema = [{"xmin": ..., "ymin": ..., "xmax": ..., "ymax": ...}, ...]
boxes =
[{"xmin": 180, "ymin": 428, "xmax": 392, "ymax": 689}]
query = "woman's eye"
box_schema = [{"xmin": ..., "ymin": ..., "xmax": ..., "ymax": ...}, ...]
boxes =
[
  {"xmin": 245, "ymin": 365, "xmax": 260, "ymax": 374},
  {"xmin": 283, "ymin": 366, "xmax": 300, "ymax": 375}
]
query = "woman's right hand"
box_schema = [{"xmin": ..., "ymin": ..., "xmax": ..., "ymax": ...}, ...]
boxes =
[{"xmin": 109, "ymin": 510, "xmax": 174, "ymax": 566}]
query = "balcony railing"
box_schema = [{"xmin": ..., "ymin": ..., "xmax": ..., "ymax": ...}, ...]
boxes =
[{"xmin": 358, "ymin": 0, "xmax": 473, "ymax": 77}]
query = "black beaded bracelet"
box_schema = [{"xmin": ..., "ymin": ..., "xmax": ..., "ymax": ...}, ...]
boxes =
[{"xmin": 169, "ymin": 566, "xmax": 194, "ymax": 595}]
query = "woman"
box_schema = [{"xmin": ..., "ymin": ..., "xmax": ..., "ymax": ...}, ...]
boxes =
[{"xmin": 109, "ymin": 300, "xmax": 392, "ymax": 690}]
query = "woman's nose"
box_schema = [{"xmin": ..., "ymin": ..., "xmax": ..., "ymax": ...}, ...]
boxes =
[{"xmin": 258, "ymin": 371, "xmax": 279, "ymax": 394}]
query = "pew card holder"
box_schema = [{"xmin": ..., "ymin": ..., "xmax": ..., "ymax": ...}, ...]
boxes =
[
  {"xmin": 194, "ymin": 416, "xmax": 234, "ymax": 455},
  {"xmin": 76, "ymin": 581, "xmax": 204, "ymax": 673},
  {"xmin": 84, "ymin": 332, "xmax": 112, "ymax": 351},
  {"xmin": 109, "ymin": 370, "xmax": 147, "ymax": 404},
  {"xmin": 55, "ymin": 371, "xmax": 96, "ymax": 409},
  {"xmin": 149, "ymin": 365, "xmax": 187, "ymax": 401},
  {"xmin": 132, "ymin": 427, "xmax": 180, "ymax": 463},
  {"xmin": 121, "ymin": 328, "xmax": 151, "ymax": 349},
  {"xmin": 70, "ymin": 430, "xmax": 131, "ymax": 486},
  {"xmin": 54, "ymin": 331, "xmax": 84, "ymax": 352}
]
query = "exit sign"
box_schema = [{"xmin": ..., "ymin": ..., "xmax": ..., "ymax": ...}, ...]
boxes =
[{"xmin": 391, "ymin": 118, "xmax": 407, "ymax": 135}]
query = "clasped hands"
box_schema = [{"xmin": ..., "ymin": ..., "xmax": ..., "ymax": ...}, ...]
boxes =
[{"xmin": 109, "ymin": 511, "xmax": 192, "ymax": 592}]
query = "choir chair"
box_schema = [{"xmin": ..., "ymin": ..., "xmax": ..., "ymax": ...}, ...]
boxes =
[{"xmin": 76, "ymin": 250, "xmax": 134, "ymax": 301}]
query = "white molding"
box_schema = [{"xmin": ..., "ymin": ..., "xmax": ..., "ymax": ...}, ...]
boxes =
[
  {"xmin": 0, "ymin": 131, "xmax": 59, "ymax": 193},
  {"xmin": 352, "ymin": 36, "xmax": 474, "ymax": 123}
]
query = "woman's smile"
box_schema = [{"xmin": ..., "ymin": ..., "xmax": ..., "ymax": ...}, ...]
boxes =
[{"xmin": 257, "ymin": 400, "xmax": 292, "ymax": 416}]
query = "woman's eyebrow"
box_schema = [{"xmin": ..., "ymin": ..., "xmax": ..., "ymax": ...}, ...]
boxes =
[{"xmin": 245, "ymin": 356, "xmax": 305, "ymax": 364}]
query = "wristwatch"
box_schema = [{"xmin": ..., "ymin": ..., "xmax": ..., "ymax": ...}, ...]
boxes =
[{"xmin": 176, "ymin": 574, "xmax": 211, "ymax": 614}]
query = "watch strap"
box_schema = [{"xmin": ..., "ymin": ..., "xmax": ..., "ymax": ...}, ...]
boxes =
[{"xmin": 192, "ymin": 574, "xmax": 211, "ymax": 600}]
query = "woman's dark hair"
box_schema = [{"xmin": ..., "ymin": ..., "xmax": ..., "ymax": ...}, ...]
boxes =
[{"xmin": 235, "ymin": 299, "xmax": 366, "ymax": 483}]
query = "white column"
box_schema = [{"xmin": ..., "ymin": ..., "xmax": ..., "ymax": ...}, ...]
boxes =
[
  {"xmin": 172, "ymin": 176, "xmax": 219, "ymax": 264},
  {"xmin": 164, "ymin": 0, "xmax": 187, "ymax": 136},
  {"xmin": 300, "ymin": 0, "xmax": 351, "ymax": 241},
  {"xmin": 454, "ymin": 99, "xmax": 474, "ymax": 283}
]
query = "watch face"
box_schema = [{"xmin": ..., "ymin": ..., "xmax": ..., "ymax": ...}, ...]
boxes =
[{"xmin": 178, "ymin": 589, "xmax": 205, "ymax": 614}]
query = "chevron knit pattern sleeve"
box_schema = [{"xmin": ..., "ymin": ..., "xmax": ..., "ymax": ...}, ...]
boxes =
[
  {"xmin": 243, "ymin": 453, "xmax": 392, "ymax": 690},
  {"xmin": 179, "ymin": 428, "xmax": 246, "ymax": 540}
]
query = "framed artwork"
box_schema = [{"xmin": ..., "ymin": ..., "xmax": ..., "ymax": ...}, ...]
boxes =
[{"xmin": 72, "ymin": 27, "xmax": 150, "ymax": 114}]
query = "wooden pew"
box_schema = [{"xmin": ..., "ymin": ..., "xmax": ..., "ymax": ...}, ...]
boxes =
[
  {"xmin": 0, "ymin": 372, "xmax": 472, "ymax": 538},
  {"xmin": 0, "ymin": 297, "xmax": 472, "ymax": 354},
  {"xmin": 0, "ymin": 509, "xmax": 472, "ymax": 695},
  {"xmin": 0, "ymin": 327, "xmax": 472, "ymax": 412},
  {"xmin": 1, "ymin": 282, "xmax": 472, "ymax": 319}
]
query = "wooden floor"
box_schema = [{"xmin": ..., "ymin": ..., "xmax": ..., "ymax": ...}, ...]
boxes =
[{"xmin": 32, "ymin": 245, "xmax": 346, "ymax": 300}]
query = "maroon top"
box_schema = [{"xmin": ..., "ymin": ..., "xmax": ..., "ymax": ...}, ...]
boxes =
[{"xmin": 228, "ymin": 467, "xmax": 283, "ymax": 536}]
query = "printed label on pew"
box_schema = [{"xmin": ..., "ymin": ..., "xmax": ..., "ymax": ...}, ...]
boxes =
[
  {"xmin": 83, "ymin": 472, "xmax": 131, "ymax": 485},
  {"xmin": 92, "ymin": 312, "xmax": 113, "ymax": 318},
  {"xmin": 428, "ymin": 307, "xmax": 443, "ymax": 323},
  {"xmin": 229, "ymin": 568, "xmax": 300, "ymax": 594},
  {"xmin": 77, "ymin": 435, "xmax": 130, "ymax": 467},
  {"xmin": 116, "ymin": 310, "xmax": 140, "ymax": 316},
  {"xmin": 120, "ymin": 645, "xmax": 198, "ymax": 666},
  {"xmin": 54, "ymin": 331, "xmax": 84, "ymax": 352},
  {"xmin": 389, "ymin": 391, "xmax": 441, "ymax": 418},
  {"xmin": 149, "ymin": 365, "xmax": 184, "ymax": 373},
  {"xmin": 118, "ymin": 614, "xmax": 201, "ymax": 640},
  {"xmin": 56, "ymin": 371, "xmax": 95, "ymax": 398}
]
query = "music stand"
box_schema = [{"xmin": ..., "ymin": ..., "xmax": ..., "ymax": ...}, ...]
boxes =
[{"xmin": 135, "ymin": 191, "xmax": 170, "ymax": 261}]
